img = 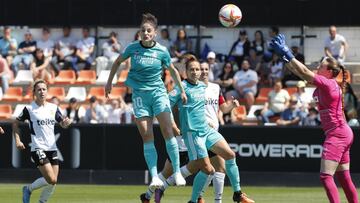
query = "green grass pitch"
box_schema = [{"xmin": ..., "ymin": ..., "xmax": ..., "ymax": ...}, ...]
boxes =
[{"xmin": 0, "ymin": 184, "xmax": 358, "ymax": 202}]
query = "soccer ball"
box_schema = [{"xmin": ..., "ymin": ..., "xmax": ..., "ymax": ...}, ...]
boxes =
[{"xmin": 218, "ymin": 4, "xmax": 242, "ymax": 28}]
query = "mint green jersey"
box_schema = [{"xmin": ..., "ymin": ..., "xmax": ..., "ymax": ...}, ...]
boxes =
[
  {"xmin": 169, "ymin": 80, "xmax": 210, "ymax": 135},
  {"xmin": 122, "ymin": 41, "xmax": 171, "ymax": 91}
]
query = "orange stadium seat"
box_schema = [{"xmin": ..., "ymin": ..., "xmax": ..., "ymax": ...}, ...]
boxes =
[
  {"xmin": 117, "ymin": 69, "xmax": 129, "ymax": 85},
  {"xmin": 108, "ymin": 87, "xmax": 127, "ymax": 100},
  {"xmin": 0, "ymin": 104, "xmax": 12, "ymax": 119},
  {"xmin": 46, "ymin": 87, "xmax": 66, "ymax": 101},
  {"xmin": 75, "ymin": 70, "xmax": 96, "ymax": 84},
  {"xmin": 2, "ymin": 87, "xmax": 23, "ymax": 102},
  {"xmin": 285, "ymin": 87, "xmax": 297, "ymax": 96},
  {"xmin": 255, "ymin": 87, "xmax": 272, "ymax": 104},
  {"xmin": 53, "ymin": 70, "xmax": 76, "ymax": 84},
  {"xmin": 87, "ymin": 87, "xmax": 106, "ymax": 100},
  {"xmin": 233, "ymin": 105, "xmax": 247, "ymax": 121},
  {"xmin": 22, "ymin": 87, "xmax": 32, "ymax": 103}
]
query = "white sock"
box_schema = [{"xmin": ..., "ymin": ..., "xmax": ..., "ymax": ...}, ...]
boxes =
[
  {"xmin": 180, "ymin": 165, "xmax": 192, "ymax": 178},
  {"xmin": 213, "ymin": 172, "xmax": 225, "ymax": 203},
  {"xmin": 163, "ymin": 165, "xmax": 192, "ymax": 190},
  {"xmin": 145, "ymin": 172, "xmax": 165, "ymax": 199},
  {"xmin": 28, "ymin": 177, "xmax": 48, "ymax": 192},
  {"xmin": 158, "ymin": 173, "xmax": 166, "ymax": 182},
  {"xmin": 39, "ymin": 184, "xmax": 56, "ymax": 203}
]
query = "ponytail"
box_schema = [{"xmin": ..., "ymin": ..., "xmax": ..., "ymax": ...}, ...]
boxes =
[{"xmin": 339, "ymin": 65, "xmax": 346, "ymax": 113}]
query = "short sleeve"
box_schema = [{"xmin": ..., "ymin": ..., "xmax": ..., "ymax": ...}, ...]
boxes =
[
  {"xmin": 162, "ymin": 49, "xmax": 171, "ymax": 68},
  {"xmin": 16, "ymin": 107, "xmax": 30, "ymax": 122},
  {"xmin": 122, "ymin": 44, "xmax": 132, "ymax": 59},
  {"xmin": 313, "ymin": 74, "xmax": 332, "ymax": 91},
  {"xmin": 251, "ymin": 71, "xmax": 258, "ymax": 82},
  {"xmin": 168, "ymin": 86, "xmax": 181, "ymax": 108},
  {"xmin": 55, "ymin": 107, "xmax": 63, "ymax": 123}
]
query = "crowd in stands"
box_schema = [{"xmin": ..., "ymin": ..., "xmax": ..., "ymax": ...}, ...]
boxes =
[{"xmin": 0, "ymin": 25, "xmax": 359, "ymax": 127}]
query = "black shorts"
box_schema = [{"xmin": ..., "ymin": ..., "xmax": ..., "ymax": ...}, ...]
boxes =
[
  {"xmin": 208, "ymin": 150, "xmax": 217, "ymax": 158},
  {"xmin": 167, "ymin": 151, "xmax": 189, "ymax": 166},
  {"xmin": 31, "ymin": 150, "xmax": 59, "ymax": 166}
]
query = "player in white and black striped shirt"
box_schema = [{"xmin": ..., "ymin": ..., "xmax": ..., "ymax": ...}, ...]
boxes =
[{"xmin": 13, "ymin": 79, "xmax": 71, "ymax": 203}]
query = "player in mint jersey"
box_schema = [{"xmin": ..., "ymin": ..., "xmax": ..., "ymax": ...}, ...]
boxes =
[
  {"xmin": 105, "ymin": 13, "xmax": 187, "ymax": 192},
  {"xmin": 169, "ymin": 55, "xmax": 254, "ymax": 203},
  {"xmin": 13, "ymin": 79, "xmax": 72, "ymax": 203},
  {"xmin": 272, "ymin": 34, "xmax": 358, "ymax": 203}
]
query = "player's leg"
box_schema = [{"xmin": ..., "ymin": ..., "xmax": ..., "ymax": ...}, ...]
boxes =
[
  {"xmin": 136, "ymin": 117, "xmax": 163, "ymax": 189},
  {"xmin": 335, "ymin": 146, "xmax": 358, "ymax": 203},
  {"xmin": 320, "ymin": 159, "xmax": 340, "ymax": 203},
  {"xmin": 210, "ymin": 137, "xmax": 254, "ymax": 203},
  {"xmin": 210, "ymin": 155, "xmax": 226, "ymax": 203},
  {"xmin": 156, "ymin": 110, "xmax": 185, "ymax": 186},
  {"xmin": 39, "ymin": 151, "xmax": 59, "ymax": 203},
  {"xmin": 190, "ymin": 157, "xmax": 215, "ymax": 203}
]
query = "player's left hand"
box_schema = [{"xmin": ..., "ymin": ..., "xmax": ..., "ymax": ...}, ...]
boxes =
[
  {"xmin": 181, "ymin": 92, "xmax": 187, "ymax": 104},
  {"xmin": 0, "ymin": 127, "xmax": 4, "ymax": 134},
  {"xmin": 60, "ymin": 117, "xmax": 72, "ymax": 128}
]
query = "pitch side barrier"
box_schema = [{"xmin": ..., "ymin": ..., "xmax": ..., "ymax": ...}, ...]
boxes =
[{"xmin": 0, "ymin": 124, "xmax": 359, "ymax": 173}]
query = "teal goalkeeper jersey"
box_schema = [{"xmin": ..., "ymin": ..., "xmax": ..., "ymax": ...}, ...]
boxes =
[
  {"xmin": 122, "ymin": 41, "xmax": 171, "ymax": 91},
  {"xmin": 169, "ymin": 80, "xmax": 210, "ymax": 136}
]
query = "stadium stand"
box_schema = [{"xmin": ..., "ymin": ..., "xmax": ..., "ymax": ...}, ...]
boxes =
[
  {"xmin": 2, "ymin": 87, "xmax": 23, "ymax": 102},
  {"xmin": 64, "ymin": 87, "xmax": 87, "ymax": 102},
  {"xmin": 75, "ymin": 70, "xmax": 97, "ymax": 85},
  {"xmin": 0, "ymin": 104, "xmax": 13, "ymax": 119},
  {"xmin": 53, "ymin": 70, "xmax": 76, "ymax": 84}
]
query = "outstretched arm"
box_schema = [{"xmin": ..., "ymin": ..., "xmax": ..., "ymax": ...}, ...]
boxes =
[{"xmin": 271, "ymin": 34, "xmax": 315, "ymax": 83}]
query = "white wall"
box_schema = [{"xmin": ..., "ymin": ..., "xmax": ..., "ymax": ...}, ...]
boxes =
[{"xmin": 3, "ymin": 26, "xmax": 360, "ymax": 64}]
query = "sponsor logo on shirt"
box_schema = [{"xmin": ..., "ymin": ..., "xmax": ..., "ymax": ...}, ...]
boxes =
[{"xmin": 37, "ymin": 119, "xmax": 56, "ymax": 126}]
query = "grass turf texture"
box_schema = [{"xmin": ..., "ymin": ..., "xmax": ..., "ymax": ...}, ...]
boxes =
[{"xmin": 0, "ymin": 184, "xmax": 358, "ymax": 202}]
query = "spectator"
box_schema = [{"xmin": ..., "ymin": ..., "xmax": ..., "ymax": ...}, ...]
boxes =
[
  {"xmin": 302, "ymin": 107, "xmax": 321, "ymax": 126},
  {"xmin": 347, "ymin": 109, "xmax": 359, "ymax": 126},
  {"xmin": 52, "ymin": 26, "xmax": 76, "ymax": 75},
  {"xmin": 258, "ymin": 80, "xmax": 290, "ymax": 124},
  {"xmin": 344, "ymin": 82, "xmax": 358, "ymax": 120},
  {"xmin": 72, "ymin": 27, "xmax": 95, "ymax": 76},
  {"xmin": 84, "ymin": 96, "xmax": 107, "ymax": 123},
  {"xmin": 228, "ymin": 30, "xmax": 251, "ymax": 68},
  {"xmin": 134, "ymin": 30, "xmax": 141, "ymax": 41},
  {"xmin": 106, "ymin": 99, "xmax": 123, "ymax": 124},
  {"xmin": 0, "ymin": 56, "xmax": 13, "ymax": 93},
  {"xmin": 226, "ymin": 59, "xmax": 258, "ymax": 111},
  {"xmin": 324, "ymin": 25, "xmax": 348, "ymax": 64},
  {"xmin": 291, "ymin": 42, "xmax": 305, "ymax": 63},
  {"xmin": 206, "ymin": 51, "xmax": 221, "ymax": 81},
  {"xmin": 30, "ymin": 48, "xmax": 51, "ymax": 82},
  {"xmin": 0, "ymin": 26, "xmax": 17, "ymax": 65},
  {"xmin": 171, "ymin": 28, "xmax": 192, "ymax": 60},
  {"xmin": 247, "ymin": 48, "xmax": 262, "ymax": 71},
  {"xmin": 268, "ymin": 54, "xmax": 284, "ymax": 86},
  {"xmin": 157, "ymin": 28, "xmax": 172, "ymax": 53},
  {"xmin": 276, "ymin": 95, "xmax": 302, "ymax": 126},
  {"xmin": 11, "ymin": 30, "xmax": 36, "ymax": 75},
  {"xmin": 251, "ymin": 30, "xmax": 265, "ymax": 56},
  {"xmin": 215, "ymin": 62, "xmax": 235, "ymax": 95},
  {"xmin": 292, "ymin": 80, "xmax": 312, "ymax": 112},
  {"xmin": 96, "ymin": 31, "xmax": 121, "ymax": 75},
  {"xmin": 64, "ymin": 97, "xmax": 85, "ymax": 124},
  {"xmin": 36, "ymin": 27, "xmax": 55, "ymax": 58}
]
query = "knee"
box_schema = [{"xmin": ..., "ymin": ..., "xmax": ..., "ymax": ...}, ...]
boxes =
[
  {"xmin": 202, "ymin": 163, "xmax": 215, "ymax": 175},
  {"xmin": 224, "ymin": 150, "xmax": 236, "ymax": 160},
  {"xmin": 46, "ymin": 177, "xmax": 57, "ymax": 185}
]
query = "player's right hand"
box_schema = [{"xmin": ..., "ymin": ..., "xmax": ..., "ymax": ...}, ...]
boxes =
[
  {"xmin": 0, "ymin": 127, "xmax": 4, "ymax": 134},
  {"xmin": 16, "ymin": 141, "xmax": 25, "ymax": 150},
  {"xmin": 271, "ymin": 34, "xmax": 294, "ymax": 63},
  {"xmin": 105, "ymin": 83, "xmax": 112, "ymax": 99}
]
